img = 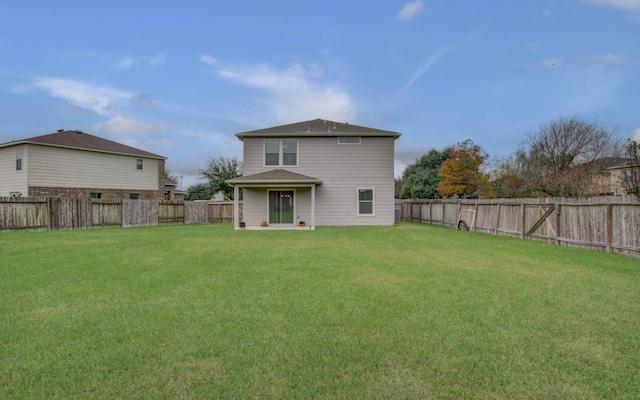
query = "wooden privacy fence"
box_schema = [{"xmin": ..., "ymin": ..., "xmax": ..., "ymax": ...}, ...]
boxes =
[
  {"xmin": 0, "ymin": 197, "xmax": 242, "ymax": 231},
  {"xmin": 397, "ymin": 197, "xmax": 640, "ymax": 256}
]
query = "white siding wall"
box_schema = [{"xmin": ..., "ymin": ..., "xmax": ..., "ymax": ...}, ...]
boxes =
[
  {"xmin": 242, "ymin": 136, "xmax": 395, "ymax": 225},
  {"xmin": 0, "ymin": 146, "xmax": 28, "ymax": 196},
  {"xmin": 27, "ymin": 145, "xmax": 160, "ymax": 190}
]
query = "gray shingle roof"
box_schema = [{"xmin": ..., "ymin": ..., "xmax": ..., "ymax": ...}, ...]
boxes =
[
  {"xmin": 1, "ymin": 130, "xmax": 165, "ymax": 159},
  {"xmin": 236, "ymin": 118, "xmax": 401, "ymax": 139},
  {"xmin": 227, "ymin": 169, "xmax": 322, "ymax": 184}
]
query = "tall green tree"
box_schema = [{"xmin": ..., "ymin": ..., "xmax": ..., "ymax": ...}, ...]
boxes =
[
  {"xmin": 489, "ymin": 151, "xmax": 538, "ymax": 198},
  {"xmin": 437, "ymin": 139, "xmax": 489, "ymax": 198},
  {"xmin": 396, "ymin": 148, "xmax": 451, "ymax": 199},
  {"xmin": 184, "ymin": 183, "xmax": 213, "ymax": 201},
  {"xmin": 200, "ymin": 156, "xmax": 243, "ymax": 200}
]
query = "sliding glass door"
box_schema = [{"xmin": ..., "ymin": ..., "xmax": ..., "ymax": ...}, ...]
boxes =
[{"xmin": 268, "ymin": 190, "xmax": 294, "ymax": 224}]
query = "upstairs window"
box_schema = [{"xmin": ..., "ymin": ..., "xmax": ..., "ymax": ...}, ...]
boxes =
[
  {"xmin": 16, "ymin": 148, "xmax": 23, "ymax": 171},
  {"xmin": 338, "ymin": 137, "xmax": 361, "ymax": 144},
  {"xmin": 129, "ymin": 193, "xmax": 140, "ymax": 200},
  {"xmin": 136, "ymin": 159, "xmax": 143, "ymax": 170},
  {"xmin": 265, "ymin": 139, "xmax": 298, "ymax": 166},
  {"xmin": 90, "ymin": 192, "xmax": 102, "ymax": 199}
]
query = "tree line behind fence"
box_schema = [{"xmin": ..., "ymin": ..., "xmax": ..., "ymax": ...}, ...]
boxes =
[
  {"xmin": 397, "ymin": 196, "xmax": 640, "ymax": 257},
  {"xmin": 0, "ymin": 197, "xmax": 241, "ymax": 231}
]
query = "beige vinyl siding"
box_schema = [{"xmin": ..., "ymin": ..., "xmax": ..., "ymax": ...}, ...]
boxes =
[
  {"xmin": 243, "ymin": 136, "xmax": 395, "ymax": 226},
  {"xmin": 27, "ymin": 145, "xmax": 160, "ymax": 190},
  {"xmin": 0, "ymin": 146, "xmax": 28, "ymax": 196},
  {"xmin": 241, "ymin": 187, "xmax": 312, "ymax": 226}
]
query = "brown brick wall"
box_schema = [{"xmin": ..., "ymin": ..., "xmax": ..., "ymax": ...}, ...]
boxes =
[{"xmin": 28, "ymin": 186, "xmax": 162, "ymax": 200}]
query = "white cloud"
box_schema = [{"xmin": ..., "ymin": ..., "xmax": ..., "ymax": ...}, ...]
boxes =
[
  {"xmin": 515, "ymin": 57, "xmax": 565, "ymax": 70},
  {"xmin": 131, "ymin": 93, "xmax": 155, "ymax": 107},
  {"xmin": 116, "ymin": 53, "xmax": 167, "ymax": 69},
  {"xmin": 632, "ymin": 128, "xmax": 640, "ymax": 141},
  {"xmin": 200, "ymin": 54, "xmax": 218, "ymax": 66},
  {"xmin": 584, "ymin": 0, "xmax": 640, "ymax": 11},
  {"xmin": 117, "ymin": 56, "xmax": 135, "ymax": 70},
  {"xmin": 204, "ymin": 60, "xmax": 355, "ymax": 123},
  {"xmin": 403, "ymin": 32, "xmax": 483, "ymax": 92},
  {"xmin": 584, "ymin": 0, "xmax": 640, "ymax": 22},
  {"xmin": 30, "ymin": 77, "xmax": 133, "ymax": 115},
  {"xmin": 588, "ymin": 53, "xmax": 638, "ymax": 64},
  {"xmin": 525, "ymin": 42, "xmax": 541, "ymax": 50},
  {"xmin": 92, "ymin": 116, "xmax": 168, "ymax": 134},
  {"xmin": 397, "ymin": 0, "xmax": 424, "ymax": 21},
  {"xmin": 150, "ymin": 52, "xmax": 167, "ymax": 65}
]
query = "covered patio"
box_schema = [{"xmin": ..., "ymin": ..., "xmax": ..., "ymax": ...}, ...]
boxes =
[{"xmin": 228, "ymin": 169, "xmax": 323, "ymax": 230}]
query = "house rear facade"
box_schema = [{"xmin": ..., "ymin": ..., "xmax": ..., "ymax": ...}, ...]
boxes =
[
  {"xmin": 228, "ymin": 119, "xmax": 401, "ymax": 229},
  {"xmin": 0, "ymin": 130, "xmax": 166, "ymax": 199}
]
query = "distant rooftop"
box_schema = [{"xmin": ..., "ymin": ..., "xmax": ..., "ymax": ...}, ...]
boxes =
[{"xmin": 0, "ymin": 129, "xmax": 165, "ymax": 159}]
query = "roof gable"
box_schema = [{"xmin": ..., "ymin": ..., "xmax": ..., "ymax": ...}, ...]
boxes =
[
  {"xmin": 236, "ymin": 118, "xmax": 401, "ymax": 139},
  {"xmin": 1, "ymin": 130, "xmax": 165, "ymax": 159}
]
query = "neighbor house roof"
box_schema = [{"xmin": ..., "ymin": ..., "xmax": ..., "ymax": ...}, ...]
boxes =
[
  {"xmin": 227, "ymin": 169, "xmax": 322, "ymax": 185},
  {"xmin": 236, "ymin": 118, "xmax": 401, "ymax": 139},
  {"xmin": 0, "ymin": 129, "xmax": 166, "ymax": 159}
]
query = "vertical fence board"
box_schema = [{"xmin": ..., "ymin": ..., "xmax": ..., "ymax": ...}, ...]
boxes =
[
  {"xmin": 122, "ymin": 200, "xmax": 159, "ymax": 228},
  {"xmin": 184, "ymin": 201, "xmax": 210, "ymax": 224}
]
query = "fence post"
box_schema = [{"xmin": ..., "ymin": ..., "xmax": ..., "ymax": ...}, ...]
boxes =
[
  {"xmin": 520, "ymin": 202, "xmax": 526, "ymax": 239},
  {"xmin": 606, "ymin": 203, "xmax": 613, "ymax": 253},
  {"xmin": 494, "ymin": 203, "xmax": 501, "ymax": 235},
  {"xmin": 472, "ymin": 202, "xmax": 479, "ymax": 232},
  {"xmin": 442, "ymin": 203, "xmax": 446, "ymax": 226},
  {"xmin": 47, "ymin": 197, "xmax": 60, "ymax": 230},
  {"xmin": 555, "ymin": 203, "xmax": 561, "ymax": 245}
]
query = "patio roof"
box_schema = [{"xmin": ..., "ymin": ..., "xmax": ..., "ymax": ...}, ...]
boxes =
[{"xmin": 227, "ymin": 169, "xmax": 322, "ymax": 185}]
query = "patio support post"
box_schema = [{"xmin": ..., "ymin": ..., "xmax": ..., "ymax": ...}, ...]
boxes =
[
  {"xmin": 311, "ymin": 184, "xmax": 316, "ymax": 230},
  {"xmin": 233, "ymin": 185, "xmax": 240, "ymax": 229}
]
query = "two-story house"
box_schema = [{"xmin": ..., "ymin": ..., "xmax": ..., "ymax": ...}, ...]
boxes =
[
  {"xmin": 0, "ymin": 129, "xmax": 166, "ymax": 199},
  {"xmin": 228, "ymin": 118, "xmax": 401, "ymax": 229}
]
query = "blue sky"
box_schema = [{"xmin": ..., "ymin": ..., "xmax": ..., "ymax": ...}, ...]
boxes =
[{"xmin": 1, "ymin": 0, "xmax": 639, "ymax": 188}]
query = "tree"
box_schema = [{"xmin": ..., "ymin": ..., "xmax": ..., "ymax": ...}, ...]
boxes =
[
  {"xmin": 524, "ymin": 116, "xmax": 622, "ymax": 197},
  {"xmin": 395, "ymin": 148, "xmax": 451, "ymax": 198},
  {"xmin": 437, "ymin": 139, "xmax": 489, "ymax": 198},
  {"xmin": 623, "ymin": 140, "xmax": 640, "ymax": 198},
  {"xmin": 200, "ymin": 156, "xmax": 243, "ymax": 200},
  {"xmin": 164, "ymin": 169, "xmax": 182, "ymax": 189},
  {"xmin": 489, "ymin": 151, "xmax": 538, "ymax": 198},
  {"xmin": 184, "ymin": 183, "xmax": 213, "ymax": 201}
]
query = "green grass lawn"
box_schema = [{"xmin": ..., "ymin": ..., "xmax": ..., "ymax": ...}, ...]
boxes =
[{"xmin": 1, "ymin": 223, "xmax": 639, "ymax": 399}]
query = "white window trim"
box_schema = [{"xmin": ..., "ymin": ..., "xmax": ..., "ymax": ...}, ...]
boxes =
[
  {"xmin": 338, "ymin": 137, "xmax": 361, "ymax": 145},
  {"xmin": 356, "ymin": 187, "xmax": 375, "ymax": 217},
  {"xmin": 263, "ymin": 139, "xmax": 299, "ymax": 167}
]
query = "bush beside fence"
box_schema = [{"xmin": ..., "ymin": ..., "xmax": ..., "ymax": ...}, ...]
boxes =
[
  {"xmin": 397, "ymin": 196, "xmax": 640, "ymax": 256},
  {"xmin": 0, "ymin": 197, "xmax": 242, "ymax": 231}
]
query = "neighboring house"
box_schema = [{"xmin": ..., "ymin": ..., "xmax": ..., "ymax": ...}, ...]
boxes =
[
  {"xmin": 589, "ymin": 157, "xmax": 636, "ymax": 196},
  {"xmin": 596, "ymin": 161, "xmax": 639, "ymax": 196},
  {"xmin": 0, "ymin": 129, "xmax": 166, "ymax": 199},
  {"xmin": 164, "ymin": 176, "xmax": 185, "ymax": 200},
  {"xmin": 227, "ymin": 118, "xmax": 401, "ymax": 229}
]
